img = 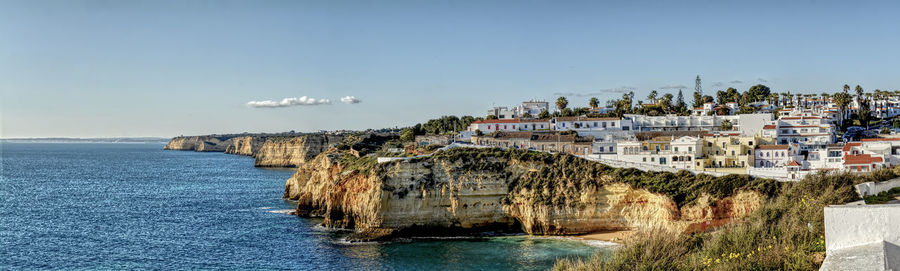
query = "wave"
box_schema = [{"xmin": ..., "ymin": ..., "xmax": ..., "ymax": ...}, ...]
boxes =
[{"xmin": 266, "ymin": 209, "xmax": 294, "ymax": 214}]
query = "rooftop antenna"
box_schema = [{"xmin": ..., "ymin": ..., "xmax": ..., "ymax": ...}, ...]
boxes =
[{"xmin": 695, "ymin": 75, "xmax": 702, "ymax": 96}]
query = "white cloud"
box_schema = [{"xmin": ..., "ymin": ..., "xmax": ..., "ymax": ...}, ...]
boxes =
[
  {"xmin": 757, "ymin": 78, "xmax": 768, "ymax": 83},
  {"xmin": 246, "ymin": 96, "xmax": 332, "ymax": 108},
  {"xmin": 659, "ymin": 84, "xmax": 688, "ymax": 89},
  {"xmin": 711, "ymin": 82, "xmax": 724, "ymax": 87},
  {"xmin": 729, "ymin": 80, "xmax": 744, "ymax": 84},
  {"xmin": 553, "ymin": 86, "xmax": 636, "ymax": 97},
  {"xmin": 340, "ymin": 96, "xmax": 361, "ymax": 104}
]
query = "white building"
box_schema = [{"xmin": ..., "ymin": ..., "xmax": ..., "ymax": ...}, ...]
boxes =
[
  {"xmin": 467, "ymin": 119, "xmax": 552, "ymax": 133},
  {"xmin": 754, "ymin": 144, "xmax": 801, "ymax": 168},
  {"xmin": 468, "ymin": 119, "xmax": 522, "ymax": 133},
  {"xmin": 486, "ymin": 107, "xmax": 518, "ymax": 119},
  {"xmin": 486, "ymin": 100, "xmax": 550, "ymax": 119},
  {"xmin": 552, "ymin": 117, "xmax": 632, "ymax": 131},
  {"xmin": 613, "ymin": 136, "xmax": 702, "ymax": 170},
  {"xmin": 624, "ymin": 113, "xmax": 772, "ymax": 136}
]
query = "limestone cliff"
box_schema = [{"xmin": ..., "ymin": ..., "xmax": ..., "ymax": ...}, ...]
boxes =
[
  {"xmin": 284, "ymin": 148, "xmax": 775, "ymax": 241},
  {"xmin": 164, "ymin": 136, "xmax": 233, "ymax": 152},
  {"xmin": 254, "ymin": 134, "xmax": 346, "ymax": 167},
  {"xmin": 224, "ymin": 136, "xmax": 266, "ymax": 156}
]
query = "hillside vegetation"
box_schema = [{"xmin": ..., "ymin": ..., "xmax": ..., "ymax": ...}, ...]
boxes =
[{"xmin": 554, "ymin": 168, "xmax": 898, "ymax": 271}]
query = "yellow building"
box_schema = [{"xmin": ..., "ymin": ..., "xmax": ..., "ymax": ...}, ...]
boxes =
[{"xmin": 696, "ymin": 135, "xmax": 774, "ymax": 174}]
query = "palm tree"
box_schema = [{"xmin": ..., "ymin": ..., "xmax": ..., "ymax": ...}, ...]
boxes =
[
  {"xmin": 833, "ymin": 92, "xmax": 852, "ymax": 123},
  {"xmin": 844, "ymin": 84, "xmax": 851, "ymax": 93},
  {"xmin": 589, "ymin": 97, "xmax": 599, "ymax": 108},
  {"xmin": 556, "ymin": 97, "xmax": 569, "ymax": 112}
]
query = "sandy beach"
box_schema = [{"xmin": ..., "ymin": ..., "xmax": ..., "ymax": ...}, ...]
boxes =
[{"xmin": 573, "ymin": 230, "xmax": 635, "ymax": 243}]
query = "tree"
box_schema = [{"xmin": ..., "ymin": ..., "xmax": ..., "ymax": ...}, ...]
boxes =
[
  {"xmin": 538, "ymin": 109, "xmax": 550, "ymax": 119},
  {"xmin": 702, "ymin": 95, "xmax": 714, "ymax": 104},
  {"xmin": 676, "ymin": 89, "xmax": 686, "ymax": 113},
  {"xmin": 746, "ymin": 84, "xmax": 771, "ymax": 103},
  {"xmin": 843, "ymin": 84, "xmax": 851, "ymax": 93},
  {"xmin": 648, "ymin": 90, "xmax": 658, "ymax": 103},
  {"xmin": 561, "ymin": 107, "xmax": 574, "ymax": 117},
  {"xmin": 589, "ymin": 97, "xmax": 599, "ymax": 108},
  {"xmin": 556, "ymin": 97, "xmax": 569, "ymax": 111},
  {"xmin": 625, "ymin": 91, "xmax": 635, "ymax": 113},
  {"xmin": 486, "ymin": 115, "xmax": 498, "ymax": 120},
  {"xmin": 660, "ymin": 93, "xmax": 674, "ymax": 112},
  {"xmin": 833, "ymin": 92, "xmax": 852, "ymax": 121},
  {"xmin": 521, "ymin": 112, "xmax": 533, "ymax": 119},
  {"xmin": 400, "ymin": 128, "xmax": 415, "ymax": 141},
  {"xmin": 721, "ymin": 119, "xmax": 733, "ymax": 130},
  {"xmin": 475, "ymin": 129, "xmax": 483, "ymax": 136},
  {"xmin": 692, "ymin": 91, "xmax": 703, "ymax": 108},
  {"xmin": 725, "ymin": 88, "xmax": 739, "ymax": 103},
  {"xmin": 716, "ymin": 90, "xmax": 727, "ymax": 105}
]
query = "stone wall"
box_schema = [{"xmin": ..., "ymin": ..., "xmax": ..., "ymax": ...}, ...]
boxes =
[{"xmin": 855, "ymin": 178, "xmax": 900, "ymax": 197}]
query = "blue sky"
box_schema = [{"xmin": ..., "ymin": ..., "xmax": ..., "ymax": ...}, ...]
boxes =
[{"xmin": 2, "ymin": 0, "xmax": 899, "ymax": 138}]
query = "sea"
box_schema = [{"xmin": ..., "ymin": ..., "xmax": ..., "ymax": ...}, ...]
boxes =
[{"xmin": 0, "ymin": 143, "xmax": 607, "ymax": 270}]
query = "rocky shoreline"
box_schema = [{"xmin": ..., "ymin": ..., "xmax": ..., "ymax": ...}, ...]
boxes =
[{"xmin": 165, "ymin": 134, "xmax": 776, "ymax": 242}]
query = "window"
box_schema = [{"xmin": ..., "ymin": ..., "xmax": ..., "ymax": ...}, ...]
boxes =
[
  {"xmin": 651, "ymin": 157, "xmax": 655, "ymax": 162},
  {"xmin": 594, "ymin": 122, "xmax": 599, "ymax": 127},
  {"xmin": 660, "ymin": 158, "xmax": 666, "ymax": 165},
  {"xmin": 611, "ymin": 122, "xmax": 616, "ymax": 127},
  {"xmin": 731, "ymin": 151, "xmax": 735, "ymax": 156},
  {"xmin": 722, "ymin": 142, "xmax": 726, "ymax": 148},
  {"xmin": 749, "ymin": 141, "xmax": 753, "ymax": 146},
  {"xmin": 708, "ymin": 142, "xmax": 713, "ymax": 147},
  {"xmin": 643, "ymin": 157, "xmax": 647, "ymax": 162},
  {"xmin": 674, "ymin": 147, "xmax": 679, "ymax": 152},
  {"xmin": 688, "ymin": 147, "xmax": 692, "ymax": 152}
]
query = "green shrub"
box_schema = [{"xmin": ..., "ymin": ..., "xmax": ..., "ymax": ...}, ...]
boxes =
[{"xmin": 555, "ymin": 169, "xmax": 896, "ymax": 271}]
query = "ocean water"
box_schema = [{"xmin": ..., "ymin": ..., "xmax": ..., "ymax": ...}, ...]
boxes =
[{"xmin": 0, "ymin": 143, "xmax": 604, "ymax": 270}]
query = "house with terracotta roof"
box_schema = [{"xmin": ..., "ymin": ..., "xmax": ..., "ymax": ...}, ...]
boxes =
[
  {"xmin": 842, "ymin": 154, "xmax": 887, "ymax": 172},
  {"xmin": 551, "ymin": 116, "xmax": 632, "ymax": 132},
  {"xmin": 470, "ymin": 131, "xmax": 593, "ymax": 155},
  {"xmin": 467, "ymin": 119, "xmax": 523, "ymax": 133}
]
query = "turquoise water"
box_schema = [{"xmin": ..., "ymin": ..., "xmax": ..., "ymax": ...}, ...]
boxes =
[{"xmin": 0, "ymin": 143, "xmax": 603, "ymax": 270}]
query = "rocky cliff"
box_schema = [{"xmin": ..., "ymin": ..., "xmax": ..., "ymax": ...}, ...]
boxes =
[
  {"xmin": 253, "ymin": 134, "xmax": 347, "ymax": 167},
  {"xmin": 224, "ymin": 136, "xmax": 266, "ymax": 156},
  {"xmin": 164, "ymin": 136, "xmax": 234, "ymax": 152},
  {"xmin": 284, "ymin": 148, "xmax": 776, "ymax": 241}
]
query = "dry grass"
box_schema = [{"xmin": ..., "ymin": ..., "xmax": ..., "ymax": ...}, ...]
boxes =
[{"xmin": 554, "ymin": 168, "xmax": 899, "ymax": 271}]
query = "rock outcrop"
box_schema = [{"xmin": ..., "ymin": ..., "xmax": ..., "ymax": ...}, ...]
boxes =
[
  {"xmin": 163, "ymin": 136, "xmax": 233, "ymax": 152},
  {"xmin": 284, "ymin": 148, "xmax": 771, "ymax": 241},
  {"xmin": 254, "ymin": 134, "xmax": 346, "ymax": 167},
  {"xmin": 224, "ymin": 136, "xmax": 266, "ymax": 156}
]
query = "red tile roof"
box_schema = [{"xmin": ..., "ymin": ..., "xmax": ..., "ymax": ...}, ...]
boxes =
[
  {"xmin": 781, "ymin": 116, "xmax": 821, "ymax": 120},
  {"xmin": 757, "ymin": 145, "xmax": 789, "ymax": 150},
  {"xmin": 472, "ymin": 119, "xmax": 520, "ymax": 124},
  {"xmin": 842, "ymin": 142, "xmax": 862, "ymax": 152},
  {"xmin": 787, "ymin": 161, "xmax": 802, "ymax": 167},
  {"xmin": 763, "ymin": 125, "xmax": 777, "ymax": 129},
  {"xmin": 861, "ymin": 138, "xmax": 900, "ymax": 142},
  {"xmin": 843, "ymin": 154, "xmax": 883, "ymax": 165}
]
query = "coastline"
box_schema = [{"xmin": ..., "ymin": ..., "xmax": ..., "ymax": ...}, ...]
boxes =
[{"xmin": 571, "ymin": 230, "xmax": 634, "ymax": 244}]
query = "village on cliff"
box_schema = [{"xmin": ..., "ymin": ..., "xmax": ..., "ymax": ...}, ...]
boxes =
[{"xmin": 400, "ymin": 79, "xmax": 900, "ymax": 182}]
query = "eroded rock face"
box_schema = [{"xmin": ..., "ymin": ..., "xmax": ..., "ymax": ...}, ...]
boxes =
[
  {"xmin": 254, "ymin": 135, "xmax": 346, "ymax": 167},
  {"xmin": 224, "ymin": 136, "xmax": 265, "ymax": 156},
  {"xmin": 164, "ymin": 136, "xmax": 232, "ymax": 152},
  {"xmin": 284, "ymin": 150, "xmax": 766, "ymax": 241}
]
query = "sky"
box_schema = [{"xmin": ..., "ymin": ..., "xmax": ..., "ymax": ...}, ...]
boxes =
[{"xmin": 2, "ymin": 0, "xmax": 900, "ymax": 138}]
